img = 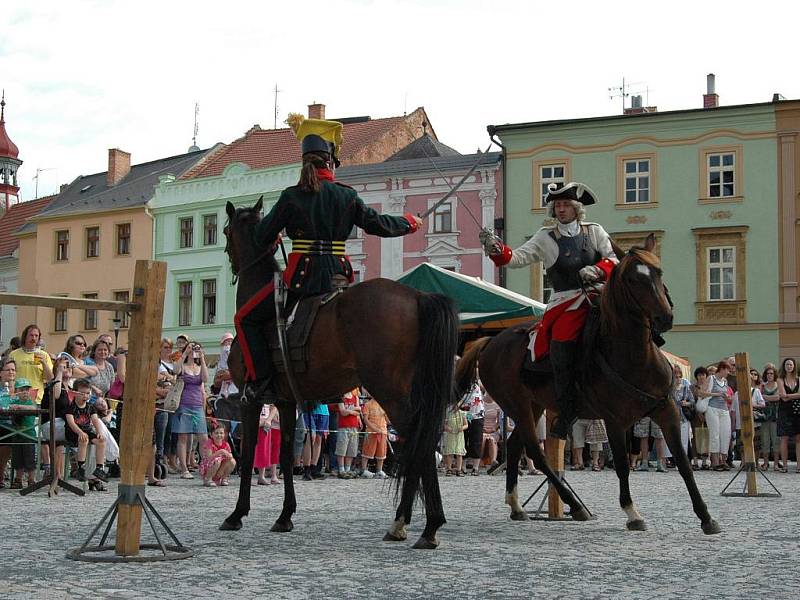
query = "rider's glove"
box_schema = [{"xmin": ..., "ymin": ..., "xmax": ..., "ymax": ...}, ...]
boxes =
[{"xmin": 578, "ymin": 265, "xmax": 604, "ymax": 283}]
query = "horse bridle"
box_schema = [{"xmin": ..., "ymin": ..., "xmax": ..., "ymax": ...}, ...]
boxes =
[{"xmin": 223, "ymin": 217, "xmax": 276, "ymax": 286}]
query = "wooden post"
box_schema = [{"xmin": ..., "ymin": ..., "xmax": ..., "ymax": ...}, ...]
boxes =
[
  {"xmin": 545, "ymin": 411, "xmax": 565, "ymax": 518},
  {"xmin": 734, "ymin": 352, "xmax": 758, "ymax": 496},
  {"xmin": 115, "ymin": 261, "xmax": 167, "ymax": 556}
]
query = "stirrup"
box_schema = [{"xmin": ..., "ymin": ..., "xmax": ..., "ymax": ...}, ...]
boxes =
[{"xmin": 243, "ymin": 378, "xmax": 272, "ymax": 405}]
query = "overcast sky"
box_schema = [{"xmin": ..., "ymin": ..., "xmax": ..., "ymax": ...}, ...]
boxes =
[{"xmin": 2, "ymin": 0, "xmax": 797, "ymax": 201}]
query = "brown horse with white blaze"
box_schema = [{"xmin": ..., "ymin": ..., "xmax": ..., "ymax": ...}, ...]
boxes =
[
  {"xmin": 220, "ymin": 199, "xmax": 460, "ymax": 549},
  {"xmin": 455, "ymin": 234, "xmax": 721, "ymax": 535}
]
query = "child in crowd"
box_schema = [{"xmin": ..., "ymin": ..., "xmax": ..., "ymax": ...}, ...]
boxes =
[
  {"xmin": 360, "ymin": 393, "xmax": 389, "ymax": 479},
  {"xmin": 9, "ymin": 378, "xmax": 37, "ymax": 488},
  {"xmin": 336, "ymin": 388, "xmax": 362, "ymax": 479},
  {"xmin": 200, "ymin": 423, "xmax": 236, "ymax": 487},
  {"xmin": 64, "ymin": 378, "xmax": 108, "ymax": 484},
  {"xmin": 442, "ymin": 404, "xmax": 468, "ymax": 476},
  {"xmin": 255, "ymin": 404, "xmax": 280, "ymax": 485}
]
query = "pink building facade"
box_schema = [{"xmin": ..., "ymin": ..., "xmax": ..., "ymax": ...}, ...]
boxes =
[{"xmin": 337, "ymin": 152, "xmax": 502, "ymax": 283}]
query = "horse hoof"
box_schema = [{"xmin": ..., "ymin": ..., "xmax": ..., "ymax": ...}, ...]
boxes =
[
  {"xmin": 702, "ymin": 520, "xmax": 722, "ymax": 535},
  {"xmin": 571, "ymin": 507, "xmax": 591, "ymax": 522},
  {"xmin": 510, "ymin": 511, "xmax": 529, "ymax": 522},
  {"xmin": 219, "ymin": 519, "xmax": 242, "ymax": 531},
  {"xmin": 270, "ymin": 520, "xmax": 294, "ymax": 533},
  {"xmin": 412, "ymin": 536, "xmax": 438, "ymax": 550},
  {"xmin": 383, "ymin": 531, "xmax": 407, "ymax": 542},
  {"xmin": 626, "ymin": 519, "xmax": 647, "ymax": 531}
]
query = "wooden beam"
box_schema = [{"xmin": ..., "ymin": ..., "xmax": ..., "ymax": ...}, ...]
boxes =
[
  {"xmin": 0, "ymin": 293, "xmax": 138, "ymax": 313},
  {"xmin": 734, "ymin": 352, "xmax": 758, "ymax": 495},
  {"xmin": 115, "ymin": 261, "xmax": 167, "ymax": 556},
  {"xmin": 545, "ymin": 411, "xmax": 565, "ymax": 518}
]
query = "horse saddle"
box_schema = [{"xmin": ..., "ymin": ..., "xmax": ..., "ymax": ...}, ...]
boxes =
[
  {"xmin": 267, "ymin": 291, "xmax": 340, "ymax": 374},
  {"xmin": 520, "ymin": 306, "xmax": 602, "ymax": 376}
]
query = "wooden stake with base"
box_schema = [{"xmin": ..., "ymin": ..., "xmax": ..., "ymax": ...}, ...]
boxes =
[
  {"xmin": 720, "ymin": 351, "xmax": 781, "ymax": 498},
  {"xmin": 523, "ymin": 412, "xmax": 592, "ymax": 520}
]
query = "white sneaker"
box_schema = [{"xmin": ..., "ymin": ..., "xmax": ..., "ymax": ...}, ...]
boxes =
[
  {"xmin": 375, "ymin": 470, "xmax": 388, "ymax": 479},
  {"xmin": 360, "ymin": 470, "xmax": 374, "ymax": 479}
]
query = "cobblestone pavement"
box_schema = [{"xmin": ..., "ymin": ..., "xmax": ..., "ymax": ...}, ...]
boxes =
[{"xmin": 1, "ymin": 464, "xmax": 797, "ymax": 599}]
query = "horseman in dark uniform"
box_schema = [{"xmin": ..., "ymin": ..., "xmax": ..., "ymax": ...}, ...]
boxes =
[
  {"xmin": 487, "ymin": 182, "xmax": 617, "ymax": 439},
  {"xmin": 235, "ymin": 115, "xmax": 423, "ymax": 402}
]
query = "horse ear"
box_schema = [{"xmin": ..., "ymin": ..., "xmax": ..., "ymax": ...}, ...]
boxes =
[
  {"xmin": 254, "ymin": 196, "xmax": 263, "ymax": 214},
  {"xmin": 644, "ymin": 233, "xmax": 656, "ymax": 252},
  {"xmin": 225, "ymin": 201, "xmax": 236, "ymax": 220}
]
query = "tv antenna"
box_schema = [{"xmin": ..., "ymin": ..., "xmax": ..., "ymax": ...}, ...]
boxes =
[
  {"xmin": 608, "ymin": 77, "xmax": 649, "ymax": 111},
  {"xmin": 33, "ymin": 167, "xmax": 55, "ymax": 199},
  {"xmin": 273, "ymin": 84, "xmax": 280, "ymax": 129},
  {"xmin": 192, "ymin": 102, "xmax": 200, "ymax": 148}
]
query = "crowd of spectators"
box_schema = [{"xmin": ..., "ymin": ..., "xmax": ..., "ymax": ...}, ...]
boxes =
[{"xmin": 4, "ymin": 325, "xmax": 800, "ymax": 493}]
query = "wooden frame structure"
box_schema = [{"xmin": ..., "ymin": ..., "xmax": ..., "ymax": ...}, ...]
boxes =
[{"xmin": 1, "ymin": 260, "xmax": 191, "ymax": 559}]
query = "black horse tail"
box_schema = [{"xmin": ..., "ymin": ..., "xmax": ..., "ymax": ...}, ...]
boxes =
[
  {"xmin": 454, "ymin": 336, "xmax": 491, "ymax": 400},
  {"xmin": 395, "ymin": 293, "xmax": 459, "ymax": 500}
]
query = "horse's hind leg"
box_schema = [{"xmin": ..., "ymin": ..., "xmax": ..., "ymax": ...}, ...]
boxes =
[
  {"xmin": 271, "ymin": 403, "xmax": 297, "ymax": 532},
  {"xmin": 654, "ymin": 407, "xmax": 721, "ymax": 535},
  {"xmin": 384, "ymin": 456, "xmax": 418, "ymax": 543},
  {"xmin": 607, "ymin": 425, "xmax": 646, "ymax": 531},
  {"xmin": 221, "ymin": 399, "xmax": 261, "ymax": 531},
  {"xmin": 413, "ymin": 451, "xmax": 446, "ymax": 550},
  {"xmin": 504, "ymin": 429, "xmax": 528, "ymax": 520}
]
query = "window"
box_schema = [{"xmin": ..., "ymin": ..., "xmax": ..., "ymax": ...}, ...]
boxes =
[
  {"xmin": 698, "ymin": 146, "xmax": 742, "ymax": 203},
  {"xmin": 83, "ymin": 293, "xmax": 98, "ymax": 330},
  {"xmin": 433, "ymin": 201, "xmax": 452, "ymax": 233},
  {"xmin": 54, "ymin": 306, "xmax": 67, "ymax": 332},
  {"xmin": 56, "ymin": 230, "xmax": 69, "ymax": 261},
  {"xmin": 114, "ymin": 291, "xmax": 130, "ymax": 329},
  {"xmin": 707, "ymin": 247, "xmax": 735, "ymax": 300},
  {"xmin": 202, "ymin": 279, "xmax": 216, "ymax": 324},
  {"xmin": 692, "ymin": 225, "xmax": 748, "ymax": 324},
  {"xmin": 116, "ymin": 223, "xmax": 131, "ymax": 255},
  {"xmin": 178, "ymin": 281, "xmax": 192, "ymax": 327},
  {"xmin": 203, "ymin": 214, "xmax": 217, "ymax": 246},
  {"xmin": 708, "ymin": 152, "xmax": 735, "ymax": 198},
  {"xmin": 542, "ymin": 271, "xmax": 554, "ymax": 304},
  {"xmin": 85, "ymin": 227, "xmax": 100, "ymax": 258},
  {"xmin": 538, "ymin": 164, "xmax": 566, "ymax": 208},
  {"xmin": 180, "ymin": 217, "xmax": 193, "ymax": 248},
  {"xmin": 623, "ymin": 159, "xmax": 650, "ymax": 204}
]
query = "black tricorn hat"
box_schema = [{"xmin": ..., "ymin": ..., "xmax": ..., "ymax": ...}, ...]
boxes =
[
  {"xmin": 301, "ymin": 134, "xmax": 333, "ymax": 156},
  {"xmin": 545, "ymin": 182, "xmax": 597, "ymax": 206}
]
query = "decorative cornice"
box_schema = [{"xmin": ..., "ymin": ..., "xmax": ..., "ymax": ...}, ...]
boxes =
[{"xmin": 625, "ymin": 215, "xmax": 648, "ymax": 225}]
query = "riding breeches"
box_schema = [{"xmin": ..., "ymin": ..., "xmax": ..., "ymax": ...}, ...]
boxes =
[{"xmin": 234, "ymin": 282, "xmax": 276, "ymax": 382}]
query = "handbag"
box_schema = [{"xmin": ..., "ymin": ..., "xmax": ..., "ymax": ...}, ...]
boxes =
[
  {"xmin": 695, "ymin": 396, "xmax": 709, "ymax": 414},
  {"xmin": 163, "ymin": 377, "xmax": 184, "ymax": 413},
  {"xmin": 107, "ymin": 377, "xmax": 124, "ymax": 400},
  {"xmin": 694, "ymin": 424, "xmax": 710, "ymax": 455}
]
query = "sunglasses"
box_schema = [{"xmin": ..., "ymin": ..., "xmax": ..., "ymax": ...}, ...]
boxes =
[{"xmin": 74, "ymin": 341, "xmax": 86, "ymax": 346}]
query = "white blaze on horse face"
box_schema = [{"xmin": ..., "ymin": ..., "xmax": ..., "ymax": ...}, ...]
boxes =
[{"xmin": 636, "ymin": 264, "xmax": 651, "ymax": 278}]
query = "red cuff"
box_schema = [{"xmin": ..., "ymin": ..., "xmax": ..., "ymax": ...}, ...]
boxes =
[
  {"xmin": 594, "ymin": 257, "xmax": 616, "ymax": 281},
  {"xmin": 490, "ymin": 244, "xmax": 513, "ymax": 267},
  {"xmin": 404, "ymin": 213, "xmax": 419, "ymax": 234}
]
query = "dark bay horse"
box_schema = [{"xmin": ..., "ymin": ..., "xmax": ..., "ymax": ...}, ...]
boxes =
[
  {"xmin": 455, "ymin": 234, "xmax": 721, "ymax": 535},
  {"xmin": 220, "ymin": 198, "xmax": 459, "ymax": 549}
]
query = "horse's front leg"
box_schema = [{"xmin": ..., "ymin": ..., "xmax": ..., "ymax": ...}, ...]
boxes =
[
  {"xmin": 220, "ymin": 398, "xmax": 261, "ymax": 531},
  {"xmin": 653, "ymin": 405, "xmax": 721, "ymax": 535},
  {"xmin": 607, "ymin": 425, "xmax": 646, "ymax": 531},
  {"xmin": 271, "ymin": 403, "xmax": 297, "ymax": 532}
]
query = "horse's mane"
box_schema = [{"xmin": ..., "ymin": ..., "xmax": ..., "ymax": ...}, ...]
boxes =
[
  {"xmin": 227, "ymin": 207, "xmax": 280, "ymax": 277},
  {"xmin": 600, "ymin": 247, "xmax": 661, "ymax": 335}
]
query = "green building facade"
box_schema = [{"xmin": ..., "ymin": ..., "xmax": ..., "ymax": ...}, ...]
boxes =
[
  {"xmin": 492, "ymin": 100, "xmax": 800, "ymax": 370},
  {"xmin": 150, "ymin": 161, "xmax": 299, "ymax": 351}
]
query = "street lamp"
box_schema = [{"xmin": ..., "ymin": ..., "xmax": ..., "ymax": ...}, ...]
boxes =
[{"xmin": 111, "ymin": 317, "xmax": 122, "ymax": 351}]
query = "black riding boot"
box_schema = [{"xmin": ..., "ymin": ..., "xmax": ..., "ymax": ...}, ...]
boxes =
[{"xmin": 549, "ymin": 340, "xmax": 581, "ymax": 440}]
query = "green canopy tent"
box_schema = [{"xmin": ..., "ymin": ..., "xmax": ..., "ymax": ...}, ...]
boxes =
[{"xmin": 396, "ymin": 262, "xmax": 545, "ymax": 330}]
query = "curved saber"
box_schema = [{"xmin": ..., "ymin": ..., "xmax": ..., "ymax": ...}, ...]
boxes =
[{"xmin": 418, "ymin": 143, "xmax": 493, "ymax": 219}]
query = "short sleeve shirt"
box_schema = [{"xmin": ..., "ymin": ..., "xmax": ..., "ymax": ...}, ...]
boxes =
[
  {"xmin": 9, "ymin": 348, "xmax": 53, "ymax": 404},
  {"xmin": 69, "ymin": 401, "xmax": 97, "ymax": 431},
  {"xmin": 363, "ymin": 399, "xmax": 388, "ymax": 434}
]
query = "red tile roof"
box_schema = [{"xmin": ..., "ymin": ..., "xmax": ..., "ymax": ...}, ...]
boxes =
[
  {"xmin": 0, "ymin": 195, "xmax": 55, "ymax": 256},
  {"xmin": 181, "ymin": 114, "xmax": 409, "ymax": 180}
]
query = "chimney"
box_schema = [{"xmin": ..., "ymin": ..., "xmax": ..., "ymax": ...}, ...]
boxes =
[
  {"xmin": 308, "ymin": 103, "xmax": 325, "ymax": 120},
  {"xmin": 703, "ymin": 73, "xmax": 719, "ymax": 108},
  {"xmin": 623, "ymin": 95, "xmax": 657, "ymax": 115},
  {"xmin": 107, "ymin": 148, "xmax": 131, "ymax": 186}
]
